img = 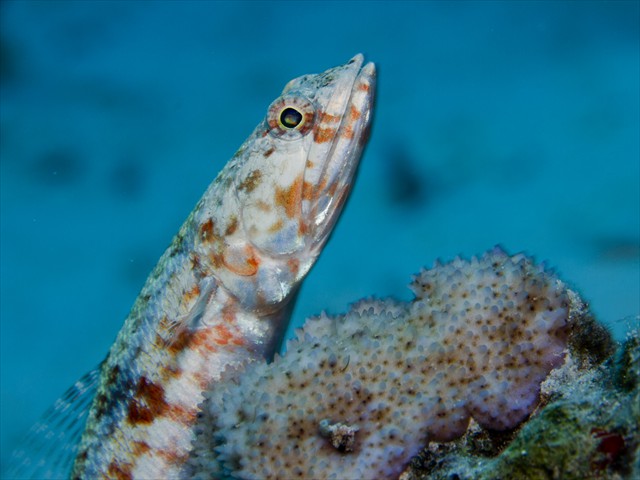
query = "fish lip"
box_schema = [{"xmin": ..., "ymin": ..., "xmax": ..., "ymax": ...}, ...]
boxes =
[{"xmin": 305, "ymin": 54, "xmax": 376, "ymax": 251}]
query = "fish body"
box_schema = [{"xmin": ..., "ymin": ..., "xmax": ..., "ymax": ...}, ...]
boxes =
[{"xmin": 8, "ymin": 55, "xmax": 375, "ymax": 479}]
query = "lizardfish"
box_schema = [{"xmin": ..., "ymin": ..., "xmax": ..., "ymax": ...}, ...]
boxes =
[{"xmin": 8, "ymin": 54, "xmax": 375, "ymax": 479}]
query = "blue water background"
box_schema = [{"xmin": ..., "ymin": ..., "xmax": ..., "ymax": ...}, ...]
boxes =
[{"xmin": 1, "ymin": 0, "xmax": 638, "ymax": 470}]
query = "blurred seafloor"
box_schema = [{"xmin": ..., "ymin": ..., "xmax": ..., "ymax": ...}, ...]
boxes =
[{"xmin": 1, "ymin": 0, "xmax": 638, "ymax": 472}]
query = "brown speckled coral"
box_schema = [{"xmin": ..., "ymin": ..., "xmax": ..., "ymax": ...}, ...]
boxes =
[{"xmin": 190, "ymin": 247, "xmax": 573, "ymax": 480}]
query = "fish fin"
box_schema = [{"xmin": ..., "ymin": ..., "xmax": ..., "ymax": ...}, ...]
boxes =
[
  {"xmin": 165, "ymin": 277, "xmax": 216, "ymax": 347},
  {"xmin": 4, "ymin": 367, "xmax": 101, "ymax": 480}
]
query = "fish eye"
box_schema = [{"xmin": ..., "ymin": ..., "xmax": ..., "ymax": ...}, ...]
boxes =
[
  {"xmin": 280, "ymin": 107, "xmax": 303, "ymax": 129},
  {"xmin": 267, "ymin": 94, "xmax": 315, "ymax": 139}
]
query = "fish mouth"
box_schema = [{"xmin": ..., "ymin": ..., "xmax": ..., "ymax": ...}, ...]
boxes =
[{"xmin": 304, "ymin": 54, "xmax": 376, "ymax": 252}]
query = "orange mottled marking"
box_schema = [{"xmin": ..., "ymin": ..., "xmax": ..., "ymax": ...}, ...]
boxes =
[
  {"xmin": 225, "ymin": 216, "xmax": 238, "ymax": 236},
  {"xmin": 175, "ymin": 328, "xmax": 217, "ymax": 355},
  {"xmin": 126, "ymin": 375, "xmax": 198, "ymax": 428},
  {"xmin": 342, "ymin": 125, "xmax": 354, "ymax": 139},
  {"xmin": 162, "ymin": 313, "xmax": 243, "ymax": 357},
  {"xmin": 165, "ymin": 402, "xmax": 199, "ymax": 425},
  {"xmin": 314, "ymin": 126, "xmax": 337, "ymax": 144},
  {"xmin": 222, "ymin": 244, "xmax": 260, "ymax": 276},
  {"xmin": 298, "ymin": 219, "xmax": 309, "ymax": 236},
  {"xmin": 302, "ymin": 180, "xmax": 314, "ymax": 201},
  {"xmin": 192, "ymin": 370, "xmax": 211, "ymax": 389},
  {"xmin": 306, "ymin": 159, "xmax": 315, "ymax": 168},
  {"xmin": 221, "ymin": 303, "xmax": 235, "ymax": 324},
  {"xmin": 358, "ymin": 82, "xmax": 370, "ymax": 92},
  {"xmin": 316, "ymin": 176, "xmax": 328, "ymax": 193},
  {"xmin": 215, "ymin": 323, "xmax": 239, "ymax": 346},
  {"xmin": 207, "ymin": 250, "xmax": 224, "ymax": 269},
  {"xmin": 268, "ymin": 219, "xmax": 284, "ymax": 233},
  {"xmin": 327, "ymin": 179, "xmax": 339, "ymax": 197},
  {"xmin": 158, "ymin": 315, "xmax": 172, "ymax": 331},
  {"xmin": 238, "ymin": 169, "xmax": 263, "ymax": 192},
  {"xmin": 287, "ymin": 257, "xmax": 300, "ymax": 275},
  {"xmin": 156, "ymin": 449, "xmax": 190, "ymax": 465},
  {"xmin": 183, "ymin": 284, "xmax": 200, "ymax": 304},
  {"xmin": 318, "ymin": 112, "xmax": 342, "ymax": 123},
  {"xmin": 126, "ymin": 400, "xmax": 154, "ymax": 425},
  {"xmin": 132, "ymin": 441, "xmax": 151, "ymax": 456},
  {"xmin": 127, "ymin": 377, "xmax": 168, "ymax": 425},
  {"xmin": 190, "ymin": 252, "xmax": 202, "ymax": 272},
  {"xmin": 199, "ymin": 218, "xmax": 215, "ymax": 243},
  {"xmin": 108, "ymin": 461, "xmax": 133, "ymax": 480},
  {"xmin": 255, "ymin": 200, "xmax": 272, "ymax": 212},
  {"xmin": 215, "ymin": 306, "xmax": 245, "ymax": 346},
  {"xmin": 263, "ymin": 147, "xmax": 275, "ymax": 158},
  {"xmin": 159, "ymin": 363, "xmax": 182, "ymax": 384},
  {"xmin": 303, "ymin": 110, "xmax": 315, "ymax": 126},
  {"xmin": 166, "ymin": 327, "xmax": 192, "ymax": 353},
  {"xmin": 349, "ymin": 104, "xmax": 361, "ymax": 120},
  {"xmin": 275, "ymin": 175, "xmax": 303, "ymax": 218}
]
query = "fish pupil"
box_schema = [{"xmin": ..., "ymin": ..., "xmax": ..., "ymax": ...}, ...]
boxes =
[{"xmin": 280, "ymin": 107, "xmax": 303, "ymax": 129}]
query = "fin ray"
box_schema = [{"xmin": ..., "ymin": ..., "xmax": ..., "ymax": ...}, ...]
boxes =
[{"xmin": 4, "ymin": 368, "xmax": 101, "ymax": 480}]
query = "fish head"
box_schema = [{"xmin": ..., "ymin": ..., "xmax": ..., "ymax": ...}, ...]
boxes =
[
  {"xmin": 208, "ymin": 55, "xmax": 375, "ymax": 311},
  {"xmin": 240, "ymin": 55, "xmax": 374, "ymax": 266}
]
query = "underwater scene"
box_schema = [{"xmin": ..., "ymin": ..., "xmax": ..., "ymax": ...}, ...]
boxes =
[{"xmin": 1, "ymin": 1, "xmax": 638, "ymax": 477}]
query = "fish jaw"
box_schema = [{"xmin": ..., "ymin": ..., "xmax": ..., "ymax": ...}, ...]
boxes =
[{"xmin": 302, "ymin": 55, "xmax": 376, "ymax": 254}]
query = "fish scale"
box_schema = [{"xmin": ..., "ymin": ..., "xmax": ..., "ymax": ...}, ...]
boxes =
[{"xmin": 6, "ymin": 54, "xmax": 375, "ymax": 480}]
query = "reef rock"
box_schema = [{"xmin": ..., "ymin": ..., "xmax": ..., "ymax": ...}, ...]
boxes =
[{"xmin": 400, "ymin": 321, "xmax": 638, "ymax": 480}]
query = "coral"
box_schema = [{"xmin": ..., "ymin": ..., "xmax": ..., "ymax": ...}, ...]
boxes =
[
  {"xmin": 186, "ymin": 247, "xmax": 577, "ymax": 479},
  {"xmin": 399, "ymin": 328, "xmax": 639, "ymax": 480}
]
